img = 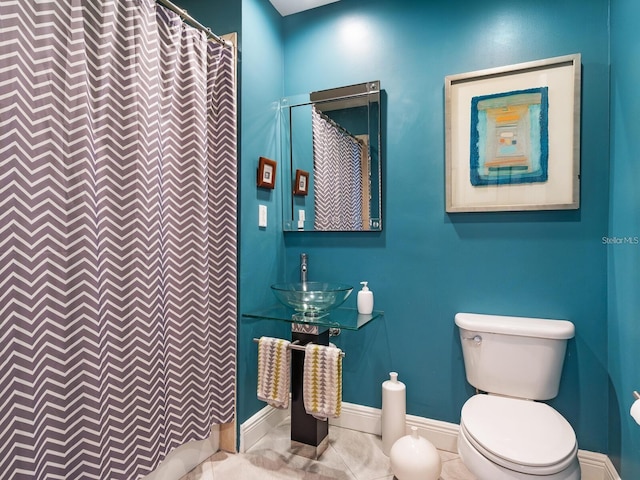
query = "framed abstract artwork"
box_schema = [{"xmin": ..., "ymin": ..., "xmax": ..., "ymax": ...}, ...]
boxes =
[{"xmin": 445, "ymin": 54, "xmax": 581, "ymax": 212}]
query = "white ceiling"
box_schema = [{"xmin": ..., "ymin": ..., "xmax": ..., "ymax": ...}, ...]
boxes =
[{"xmin": 268, "ymin": 0, "xmax": 340, "ymax": 16}]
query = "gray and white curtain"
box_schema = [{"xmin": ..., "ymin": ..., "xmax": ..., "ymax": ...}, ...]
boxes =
[
  {"xmin": 312, "ymin": 106, "xmax": 365, "ymax": 230},
  {"xmin": 0, "ymin": 1, "xmax": 237, "ymax": 479}
]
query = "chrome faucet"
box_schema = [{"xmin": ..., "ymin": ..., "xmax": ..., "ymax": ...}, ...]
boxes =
[{"xmin": 300, "ymin": 253, "xmax": 308, "ymax": 283}]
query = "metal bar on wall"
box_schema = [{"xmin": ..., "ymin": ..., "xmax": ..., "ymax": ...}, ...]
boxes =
[{"xmin": 156, "ymin": 0, "xmax": 232, "ymax": 48}]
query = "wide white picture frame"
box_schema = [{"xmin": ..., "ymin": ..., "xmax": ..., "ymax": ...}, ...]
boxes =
[{"xmin": 445, "ymin": 54, "xmax": 581, "ymax": 213}]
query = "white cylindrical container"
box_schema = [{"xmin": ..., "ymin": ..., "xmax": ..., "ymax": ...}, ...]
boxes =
[
  {"xmin": 381, "ymin": 371, "xmax": 406, "ymax": 455},
  {"xmin": 390, "ymin": 426, "xmax": 442, "ymax": 480}
]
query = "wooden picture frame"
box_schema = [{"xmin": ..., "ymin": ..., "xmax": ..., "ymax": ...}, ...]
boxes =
[
  {"xmin": 257, "ymin": 156, "xmax": 277, "ymax": 189},
  {"xmin": 293, "ymin": 169, "xmax": 309, "ymax": 196},
  {"xmin": 445, "ymin": 54, "xmax": 581, "ymax": 212}
]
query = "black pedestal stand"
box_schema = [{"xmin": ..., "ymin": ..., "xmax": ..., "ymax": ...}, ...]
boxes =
[{"xmin": 290, "ymin": 327, "xmax": 329, "ymax": 458}]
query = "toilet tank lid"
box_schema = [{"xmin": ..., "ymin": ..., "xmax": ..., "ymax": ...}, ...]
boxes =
[{"xmin": 455, "ymin": 313, "xmax": 575, "ymax": 339}]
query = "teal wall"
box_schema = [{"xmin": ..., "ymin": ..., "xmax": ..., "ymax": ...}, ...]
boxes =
[
  {"xmin": 176, "ymin": 0, "xmax": 290, "ymax": 426},
  {"xmin": 236, "ymin": 0, "xmax": 290, "ymax": 427},
  {"xmin": 176, "ymin": 0, "xmax": 640, "ymax": 467},
  {"xmin": 281, "ymin": 0, "xmax": 610, "ymax": 454},
  {"xmin": 609, "ymin": 0, "xmax": 640, "ymax": 477}
]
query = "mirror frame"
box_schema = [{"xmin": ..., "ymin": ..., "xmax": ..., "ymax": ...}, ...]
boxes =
[{"xmin": 280, "ymin": 81, "xmax": 382, "ymax": 232}]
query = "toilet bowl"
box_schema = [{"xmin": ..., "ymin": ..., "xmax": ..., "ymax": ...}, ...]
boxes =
[
  {"xmin": 454, "ymin": 313, "xmax": 580, "ymax": 480},
  {"xmin": 457, "ymin": 395, "xmax": 580, "ymax": 480}
]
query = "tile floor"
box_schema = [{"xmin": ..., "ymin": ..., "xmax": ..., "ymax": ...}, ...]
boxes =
[{"xmin": 181, "ymin": 418, "xmax": 477, "ymax": 480}]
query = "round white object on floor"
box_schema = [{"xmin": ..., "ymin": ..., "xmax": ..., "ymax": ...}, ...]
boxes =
[{"xmin": 389, "ymin": 426, "xmax": 441, "ymax": 480}]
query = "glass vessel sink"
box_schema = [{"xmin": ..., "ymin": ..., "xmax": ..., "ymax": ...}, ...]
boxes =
[{"xmin": 271, "ymin": 282, "xmax": 353, "ymax": 320}]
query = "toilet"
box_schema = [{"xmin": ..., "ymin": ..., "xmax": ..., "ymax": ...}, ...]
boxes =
[{"xmin": 455, "ymin": 312, "xmax": 580, "ymax": 480}]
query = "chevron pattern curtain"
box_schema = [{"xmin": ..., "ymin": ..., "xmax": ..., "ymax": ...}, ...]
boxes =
[
  {"xmin": 311, "ymin": 106, "xmax": 365, "ymax": 230},
  {"xmin": 0, "ymin": 1, "xmax": 237, "ymax": 479}
]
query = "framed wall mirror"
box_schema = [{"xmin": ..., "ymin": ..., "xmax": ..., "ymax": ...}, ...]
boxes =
[{"xmin": 280, "ymin": 81, "xmax": 382, "ymax": 232}]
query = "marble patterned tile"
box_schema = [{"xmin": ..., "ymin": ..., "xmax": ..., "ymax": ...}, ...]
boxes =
[
  {"xmin": 440, "ymin": 455, "xmax": 477, "ymax": 480},
  {"xmin": 182, "ymin": 422, "xmax": 477, "ymax": 480},
  {"xmin": 439, "ymin": 449, "xmax": 460, "ymax": 463},
  {"xmin": 184, "ymin": 448, "xmax": 357, "ymax": 480},
  {"xmin": 327, "ymin": 426, "xmax": 393, "ymax": 480},
  {"xmin": 244, "ymin": 419, "xmax": 357, "ymax": 479}
]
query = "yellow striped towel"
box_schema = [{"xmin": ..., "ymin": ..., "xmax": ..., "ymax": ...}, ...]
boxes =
[
  {"xmin": 257, "ymin": 337, "xmax": 291, "ymax": 409},
  {"xmin": 303, "ymin": 343, "xmax": 342, "ymax": 421}
]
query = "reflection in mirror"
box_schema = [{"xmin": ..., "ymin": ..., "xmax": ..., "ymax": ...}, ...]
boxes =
[{"xmin": 280, "ymin": 81, "xmax": 382, "ymax": 231}]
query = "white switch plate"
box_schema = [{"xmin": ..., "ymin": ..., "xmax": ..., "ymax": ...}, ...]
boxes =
[{"xmin": 258, "ymin": 204, "xmax": 267, "ymax": 228}]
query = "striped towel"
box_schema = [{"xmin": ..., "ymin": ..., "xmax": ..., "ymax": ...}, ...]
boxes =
[
  {"xmin": 257, "ymin": 337, "xmax": 291, "ymax": 409},
  {"xmin": 303, "ymin": 343, "xmax": 342, "ymax": 421}
]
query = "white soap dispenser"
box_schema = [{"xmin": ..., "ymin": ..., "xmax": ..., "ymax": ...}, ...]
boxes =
[{"xmin": 357, "ymin": 281, "xmax": 374, "ymax": 314}]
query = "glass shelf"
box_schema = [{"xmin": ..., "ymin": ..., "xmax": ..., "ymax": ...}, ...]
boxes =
[{"xmin": 242, "ymin": 305, "xmax": 383, "ymax": 331}]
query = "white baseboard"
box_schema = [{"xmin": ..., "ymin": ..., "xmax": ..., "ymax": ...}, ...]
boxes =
[
  {"xmin": 328, "ymin": 402, "xmax": 382, "ymax": 435},
  {"xmin": 327, "ymin": 402, "xmax": 460, "ymax": 453},
  {"xmin": 578, "ymin": 450, "xmax": 622, "ymax": 480},
  {"xmin": 239, "ymin": 403, "xmax": 289, "ymax": 453},
  {"xmin": 240, "ymin": 402, "xmax": 621, "ymax": 480}
]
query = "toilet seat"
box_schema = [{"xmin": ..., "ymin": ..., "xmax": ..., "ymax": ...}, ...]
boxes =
[{"xmin": 460, "ymin": 394, "xmax": 578, "ymax": 475}]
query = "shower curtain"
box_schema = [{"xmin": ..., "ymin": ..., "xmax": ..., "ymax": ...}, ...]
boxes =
[
  {"xmin": 311, "ymin": 106, "xmax": 366, "ymax": 230},
  {"xmin": 0, "ymin": 1, "xmax": 237, "ymax": 479}
]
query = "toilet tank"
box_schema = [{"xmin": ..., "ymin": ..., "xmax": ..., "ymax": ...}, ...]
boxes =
[{"xmin": 455, "ymin": 313, "xmax": 575, "ymax": 400}]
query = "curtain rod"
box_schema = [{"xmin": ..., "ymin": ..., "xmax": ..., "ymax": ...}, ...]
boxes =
[
  {"xmin": 156, "ymin": 0, "xmax": 233, "ymax": 48},
  {"xmin": 314, "ymin": 107, "xmax": 365, "ymax": 146}
]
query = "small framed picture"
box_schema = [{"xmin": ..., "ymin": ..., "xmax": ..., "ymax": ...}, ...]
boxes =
[
  {"xmin": 257, "ymin": 157, "xmax": 277, "ymax": 189},
  {"xmin": 293, "ymin": 169, "xmax": 309, "ymax": 196}
]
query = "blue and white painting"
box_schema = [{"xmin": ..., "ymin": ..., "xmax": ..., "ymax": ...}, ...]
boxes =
[{"xmin": 470, "ymin": 87, "xmax": 549, "ymax": 186}]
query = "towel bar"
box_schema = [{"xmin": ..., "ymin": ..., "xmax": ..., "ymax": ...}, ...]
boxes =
[{"xmin": 253, "ymin": 337, "xmax": 345, "ymax": 357}]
